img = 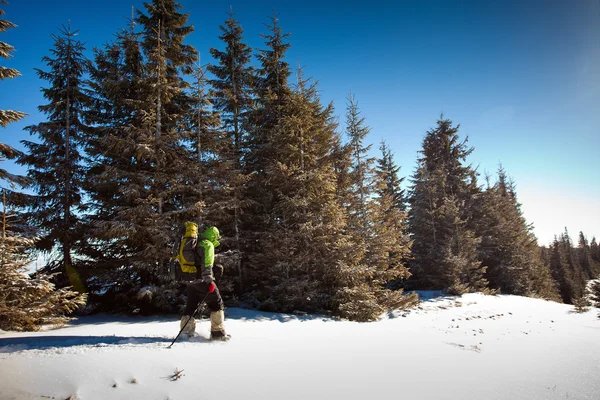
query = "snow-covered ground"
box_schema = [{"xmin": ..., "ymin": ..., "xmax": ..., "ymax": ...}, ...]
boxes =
[{"xmin": 1, "ymin": 293, "xmax": 599, "ymax": 400}]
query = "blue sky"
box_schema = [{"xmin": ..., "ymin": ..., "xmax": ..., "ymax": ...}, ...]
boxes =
[{"xmin": 1, "ymin": 0, "xmax": 598, "ymax": 245}]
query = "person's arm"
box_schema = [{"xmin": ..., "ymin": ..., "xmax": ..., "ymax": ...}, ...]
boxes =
[{"xmin": 199, "ymin": 240, "xmax": 215, "ymax": 284}]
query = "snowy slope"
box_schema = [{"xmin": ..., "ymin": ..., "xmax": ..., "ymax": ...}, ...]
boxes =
[{"xmin": 1, "ymin": 293, "xmax": 599, "ymax": 400}]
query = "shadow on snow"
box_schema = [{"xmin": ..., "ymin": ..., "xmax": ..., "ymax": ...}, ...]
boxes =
[
  {"xmin": 223, "ymin": 307, "xmax": 333, "ymax": 323},
  {"xmin": 0, "ymin": 335, "xmax": 172, "ymax": 353}
]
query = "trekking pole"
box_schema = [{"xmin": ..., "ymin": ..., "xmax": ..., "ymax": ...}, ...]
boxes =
[{"xmin": 167, "ymin": 291, "xmax": 210, "ymax": 349}]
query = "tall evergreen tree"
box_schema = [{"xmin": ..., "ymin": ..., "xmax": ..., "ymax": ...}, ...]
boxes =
[
  {"xmin": 549, "ymin": 235, "xmax": 576, "ymax": 303},
  {"xmin": 475, "ymin": 167, "xmax": 558, "ymax": 299},
  {"xmin": 247, "ymin": 72, "xmax": 350, "ymax": 313},
  {"xmin": 84, "ymin": 22, "xmax": 147, "ymax": 268},
  {"xmin": 208, "ymin": 9, "xmax": 254, "ymax": 164},
  {"xmin": 242, "ymin": 13, "xmax": 293, "ymax": 297},
  {"xmin": 3, "ymin": 4, "xmax": 84, "ymax": 331},
  {"xmin": 376, "ymin": 141, "xmax": 407, "ymax": 212},
  {"xmin": 589, "ymin": 280, "xmax": 600, "ymax": 316},
  {"xmin": 548, "ymin": 230, "xmax": 588, "ymax": 303},
  {"xmin": 331, "ymin": 135, "xmax": 353, "ymax": 210},
  {"xmin": 364, "ymin": 141, "xmax": 414, "ymax": 308},
  {"xmin": 408, "ymin": 116, "xmax": 487, "ymax": 294},
  {"xmin": 134, "ymin": 0, "xmax": 202, "ymax": 280},
  {"xmin": 590, "ymin": 237, "xmax": 600, "ymax": 265},
  {"xmin": 345, "ymin": 92, "xmax": 375, "ymax": 233},
  {"xmin": 206, "ymin": 11, "xmax": 254, "ymax": 292},
  {"xmin": 0, "ymin": 0, "xmax": 27, "ymax": 189},
  {"xmin": 188, "ymin": 60, "xmax": 221, "ymax": 206},
  {"xmin": 84, "ymin": 0, "xmax": 200, "ymax": 280},
  {"xmin": 561, "ymin": 229, "xmax": 587, "ymax": 301},
  {"xmin": 18, "ymin": 24, "xmax": 89, "ymax": 276},
  {"xmin": 1, "ymin": 0, "xmax": 29, "ymax": 226},
  {"xmin": 245, "ymin": 12, "xmax": 292, "ymax": 178},
  {"xmin": 577, "ymin": 232, "xmax": 598, "ymax": 279},
  {"xmin": 328, "ymin": 93, "xmax": 378, "ymax": 316},
  {"xmin": 336, "ymin": 115, "xmax": 416, "ymax": 320}
]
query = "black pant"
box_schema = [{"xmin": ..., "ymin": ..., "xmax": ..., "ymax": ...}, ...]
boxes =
[{"xmin": 184, "ymin": 280, "xmax": 223, "ymax": 316}]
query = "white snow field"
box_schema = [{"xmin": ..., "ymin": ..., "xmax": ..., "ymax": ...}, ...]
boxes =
[{"xmin": 1, "ymin": 293, "xmax": 599, "ymax": 400}]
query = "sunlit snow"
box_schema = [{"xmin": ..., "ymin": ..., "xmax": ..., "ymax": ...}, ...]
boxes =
[{"xmin": 1, "ymin": 293, "xmax": 599, "ymax": 400}]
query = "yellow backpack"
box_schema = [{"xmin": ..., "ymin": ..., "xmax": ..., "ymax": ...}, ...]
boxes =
[{"xmin": 169, "ymin": 222, "xmax": 203, "ymax": 281}]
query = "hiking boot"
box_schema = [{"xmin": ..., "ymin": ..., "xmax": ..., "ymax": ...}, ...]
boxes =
[{"xmin": 210, "ymin": 330, "xmax": 231, "ymax": 341}]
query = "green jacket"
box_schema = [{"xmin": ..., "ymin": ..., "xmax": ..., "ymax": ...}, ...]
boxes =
[
  {"xmin": 198, "ymin": 226, "xmax": 221, "ymax": 284},
  {"xmin": 176, "ymin": 223, "xmax": 221, "ymax": 283}
]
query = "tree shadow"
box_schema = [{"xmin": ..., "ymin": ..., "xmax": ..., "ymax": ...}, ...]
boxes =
[
  {"xmin": 67, "ymin": 309, "xmax": 331, "ymax": 325},
  {"xmin": 410, "ymin": 290, "xmax": 456, "ymax": 302},
  {"xmin": 223, "ymin": 307, "xmax": 333, "ymax": 323},
  {"xmin": 0, "ymin": 335, "xmax": 173, "ymax": 353},
  {"xmin": 64, "ymin": 314, "xmax": 174, "ymax": 326}
]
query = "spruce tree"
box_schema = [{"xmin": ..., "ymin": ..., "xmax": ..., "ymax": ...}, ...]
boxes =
[
  {"xmin": 0, "ymin": 0, "xmax": 27, "ymax": 188},
  {"xmin": 590, "ymin": 237, "xmax": 599, "ymax": 264},
  {"xmin": 188, "ymin": 60, "xmax": 221, "ymax": 209},
  {"xmin": 84, "ymin": 22, "xmax": 147, "ymax": 268},
  {"xmin": 332, "ymin": 96, "xmax": 416, "ymax": 320},
  {"xmin": 561, "ymin": 229, "xmax": 587, "ymax": 301},
  {"xmin": 208, "ymin": 9, "xmax": 254, "ymax": 163},
  {"xmin": 83, "ymin": 1, "xmax": 201, "ymax": 306},
  {"xmin": 329, "ymin": 92, "xmax": 376, "ymax": 316},
  {"xmin": 245, "ymin": 12, "xmax": 292, "ymax": 178},
  {"xmin": 376, "ymin": 141, "xmax": 407, "ymax": 211},
  {"xmin": 242, "ymin": 13, "xmax": 292, "ymax": 298},
  {"xmin": 549, "ymin": 236, "xmax": 574, "ymax": 303},
  {"xmin": 548, "ymin": 230, "xmax": 588, "ymax": 304},
  {"xmin": 371, "ymin": 142, "xmax": 411, "ymax": 274},
  {"xmin": 577, "ymin": 232, "xmax": 598, "ymax": 279},
  {"xmin": 1, "ymin": 193, "xmax": 86, "ymax": 331},
  {"xmin": 18, "ymin": 24, "xmax": 89, "ymax": 277},
  {"xmin": 1, "ymin": 0, "xmax": 29, "ymax": 221},
  {"xmin": 408, "ymin": 116, "xmax": 487, "ymax": 294},
  {"xmin": 590, "ymin": 237, "xmax": 600, "ymax": 280},
  {"xmin": 136, "ymin": 0, "xmax": 200, "ymax": 225},
  {"xmin": 206, "ymin": 11, "xmax": 254, "ymax": 292},
  {"xmin": 345, "ymin": 92, "xmax": 375, "ymax": 233},
  {"xmin": 475, "ymin": 167, "xmax": 558, "ymax": 299},
  {"xmin": 331, "ymin": 136, "xmax": 353, "ymax": 210},
  {"xmin": 247, "ymin": 72, "xmax": 350, "ymax": 313},
  {"xmin": 589, "ymin": 280, "xmax": 600, "ymax": 315},
  {"xmin": 366, "ymin": 142, "xmax": 415, "ymax": 310}
]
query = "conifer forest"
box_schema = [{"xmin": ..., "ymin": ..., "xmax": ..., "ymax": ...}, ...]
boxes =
[{"xmin": 1, "ymin": 0, "xmax": 599, "ymax": 330}]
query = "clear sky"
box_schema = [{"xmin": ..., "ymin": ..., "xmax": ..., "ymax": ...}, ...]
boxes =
[{"xmin": 1, "ymin": 0, "xmax": 598, "ymax": 245}]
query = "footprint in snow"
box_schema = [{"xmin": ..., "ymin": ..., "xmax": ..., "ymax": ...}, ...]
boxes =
[{"xmin": 445, "ymin": 342, "xmax": 482, "ymax": 353}]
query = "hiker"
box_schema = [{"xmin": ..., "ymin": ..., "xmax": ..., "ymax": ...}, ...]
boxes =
[{"xmin": 179, "ymin": 222, "xmax": 229, "ymax": 341}]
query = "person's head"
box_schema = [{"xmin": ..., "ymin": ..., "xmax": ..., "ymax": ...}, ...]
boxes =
[
  {"xmin": 201, "ymin": 226, "xmax": 221, "ymax": 247},
  {"xmin": 184, "ymin": 221, "xmax": 198, "ymax": 237}
]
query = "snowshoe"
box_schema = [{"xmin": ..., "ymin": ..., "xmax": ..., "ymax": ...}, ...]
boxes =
[{"xmin": 210, "ymin": 330, "xmax": 231, "ymax": 341}]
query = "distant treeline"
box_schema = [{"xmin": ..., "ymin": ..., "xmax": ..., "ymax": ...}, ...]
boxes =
[{"xmin": 1, "ymin": 0, "xmax": 598, "ymax": 326}]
